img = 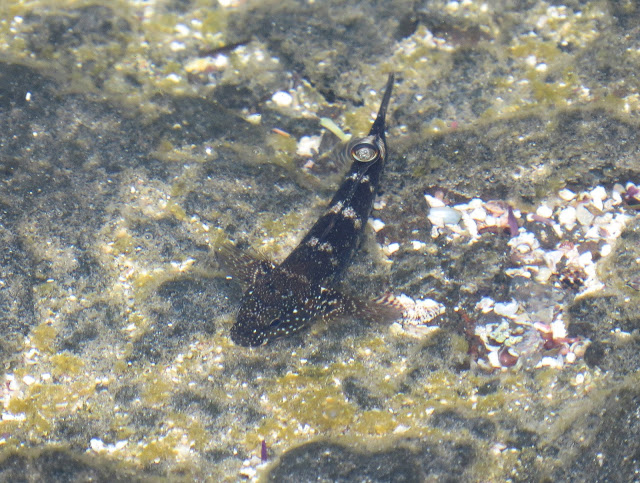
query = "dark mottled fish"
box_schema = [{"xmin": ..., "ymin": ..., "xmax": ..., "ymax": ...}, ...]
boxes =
[{"xmin": 221, "ymin": 74, "xmax": 399, "ymax": 347}]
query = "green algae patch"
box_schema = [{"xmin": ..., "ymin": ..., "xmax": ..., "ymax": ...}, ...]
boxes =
[
  {"xmin": 140, "ymin": 373, "xmax": 173, "ymax": 405},
  {"xmin": 265, "ymin": 371, "xmax": 356, "ymax": 435},
  {"xmin": 260, "ymin": 211, "xmax": 306, "ymax": 241},
  {"xmin": 352, "ymin": 409, "xmax": 397, "ymax": 435},
  {"xmin": 132, "ymin": 270, "xmax": 167, "ymax": 301},
  {"xmin": 6, "ymin": 380, "xmax": 92, "ymax": 437},
  {"xmin": 137, "ymin": 436, "xmax": 177, "ymax": 467},
  {"xmin": 266, "ymin": 132, "xmax": 298, "ymax": 171},
  {"xmin": 111, "ymin": 232, "xmax": 136, "ymax": 256},
  {"xmin": 344, "ymin": 106, "xmax": 374, "ymax": 138},
  {"xmin": 51, "ymin": 352, "xmax": 84, "ymax": 377},
  {"xmin": 30, "ymin": 323, "xmax": 58, "ymax": 354},
  {"xmin": 529, "ymin": 78, "xmax": 575, "ymax": 106},
  {"xmin": 165, "ymin": 200, "xmax": 187, "ymax": 221}
]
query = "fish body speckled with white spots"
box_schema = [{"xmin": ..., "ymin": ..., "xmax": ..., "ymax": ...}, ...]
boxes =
[{"xmin": 221, "ymin": 74, "xmax": 398, "ymax": 347}]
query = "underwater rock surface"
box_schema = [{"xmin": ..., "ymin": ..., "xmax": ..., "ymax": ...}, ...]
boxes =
[{"xmin": 1, "ymin": 0, "xmax": 640, "ymax": 481}]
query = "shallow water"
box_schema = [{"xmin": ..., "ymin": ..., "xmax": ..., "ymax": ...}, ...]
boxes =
[{"xmin": 0, "ymin": 0, "xmax": 639, "ymax": 481}]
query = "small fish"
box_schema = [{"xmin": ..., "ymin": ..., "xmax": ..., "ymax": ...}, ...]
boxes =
[{"xmin": 221, "ymin": 74, "xmax": 399, "ymax": 347}]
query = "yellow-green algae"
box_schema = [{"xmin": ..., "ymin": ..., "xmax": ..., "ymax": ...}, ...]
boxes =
[{"xmin": 2, "ymin": 0, "xmax": 640, "ymax": 480}]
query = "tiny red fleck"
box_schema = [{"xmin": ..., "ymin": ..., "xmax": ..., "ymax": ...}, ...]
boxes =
[{"xmin": 271, "ymin": 127, "xmax": 291, "ymax": 137}]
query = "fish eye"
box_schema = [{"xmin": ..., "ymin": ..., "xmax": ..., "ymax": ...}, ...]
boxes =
[
  {"xmin": 351, "ymin": 142, "xmax": 380, "ymax": 163},
  {"xmin": 268, "ymin": 318, "xmax": 281, "ymax": 328}
]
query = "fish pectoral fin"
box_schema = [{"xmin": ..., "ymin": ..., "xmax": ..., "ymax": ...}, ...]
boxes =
[
  {"xmin": 322, "ymin": 289, "xmax": 403, "ymax": 324},
  {"xmin": 217, "ymin": 243, "xmax": 276, "ymax": 285}
]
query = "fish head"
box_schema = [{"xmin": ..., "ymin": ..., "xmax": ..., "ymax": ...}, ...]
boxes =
[{"xmin": 347, "ymin": 73, "xmax": 393, "ymax": 179}]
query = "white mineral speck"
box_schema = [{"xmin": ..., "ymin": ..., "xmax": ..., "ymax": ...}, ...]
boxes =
[
  {"xmin": 370, "ymin": 219, "xmax": 386, "ymax": 232},
  {"xmin": 535, "ymin": 266, "xmax": 553, "ymax": 283},
  {"xmin": 411, "ymin": 240, "xmax": 426, "ymax": 250},
  {"xmin": 578, "ymin": 251, "xmax": 593, "ymax": 267},
  {"xmin": 558, "ymin": 206, "xmax": 577, "ymax": 227},
  {"xmin": 600, "ymin": 243, "xmax": 612, "ymax": 257},
  {"xmin": 22, "ymin": 375, "xmax": 35, "ymax": 385},
  {"xmin": 91, "ymin": 438, "xmax": 106, "ymax": 452},
  {"xmin": 487, "ymin": 351, "xmax": 502, "ymax": 368},
  {"xmin": 384, "ymin": 243, "xmax": 400, "ymax": 255},
  {"xmin": 558, "ymin": 188, "xmax": 576, "ymax": 201},
  {"xmin": 213, "ymin": 54, "xmax": 229, "ymax": 69},
  {"xmin": 169, "ymin": 41, "xmax": 186, "ymax": 52},
  {"xmin": 296, "ymin": 135, "xmax": 322, "ymax": 157},
  {"xmin": 551, "ymin": 318, "xmax": 567, "ymax": 339},
  {"xmin": 494, "ymin": 300, "xmax": 519, "ymax": 318},
  {"xmin": 475, "ymin": 297, "xmax": 494, "ymax": 313},
  {"xmin": 536, "ymin": 204, "xmax": 553, "ymax": 218},
  {"xmin": 576, "ymin": 204, "xmax": 594, "ymax": 226},
  {"xmin": 239, "ymin": 466, "xmax": 257, "ymax": 479},
  {"xmin": 590, "ymin": 186, "xmax": 607, "ymax": 201},
  {"xmin": 272, "ymin": 91, "xmax": 293, "ymax": 107},
  {"xmin": 424, "ymin": 194, "xmax": 445, "ymax": 208},
  {"xmin": 245, "ymin": 113, "xmax": 261, "ymax": 125},
  {"xmin": 373, "ymin": 199, "xmax": 386, "ymax": 210},
  {"xmin": 461, "ymin": 213, "xmax": 478, "ymax": 238},
  {"xmin": 469, "ymin": 207, "xmax": 487, "ymax": 221},
  {"xmin": 175, "ymin": 23, "xmax": 190, "ymax": 36},
  {"xmin": 538, "ymin": 356, "xmax": 563, "ymax": 369},
  {"xmin": 428, "ymin": 207, "xmax": 462, "ymax": 225}
]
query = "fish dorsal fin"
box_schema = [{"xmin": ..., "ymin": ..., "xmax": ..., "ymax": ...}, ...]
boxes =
[{"xmin": 217, "ymin": 243, "xmax": 276, "ymax": 285}]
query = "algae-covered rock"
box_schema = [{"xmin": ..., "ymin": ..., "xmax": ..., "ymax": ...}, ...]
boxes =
[{"xmin": 1, "ymin": 0, "xmax": 639, "ymax": 480}]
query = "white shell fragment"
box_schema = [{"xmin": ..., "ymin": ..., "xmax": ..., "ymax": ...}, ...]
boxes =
[
  {"xmin": 558, "ymin": 188, "xmax": 576, "ymax": 201},
  {"xmin": 296, "ymin": 135, "xmax": 322, "ymax": 157},
  {"xmin": 428, "ymin": 207, "xmax": 462, "ymax": 226},
  {"xmin": 424, "ymin": 193, "xmax": 446, "ymax": 208},
  {"xmin": 422, "ymin": 181, "xmax": 636, "ymax": 372},
  {"xmin": 493, "ymin": 300, "xmax": 519, "ymax": 318},
  {"xmin": 558, "ymin": 206, "xmax": 577, "ymax": 228},
  {"xmin": 536, "ymin": 204, "xmax": 553, "ymax": 218}
]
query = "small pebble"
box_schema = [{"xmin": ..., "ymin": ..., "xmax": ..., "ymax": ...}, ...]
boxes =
[
  {"xmin": 536, "ymin": 204, "xmax": 553, "ymax": 218},
  {"xmin": 296, "ymin": 135, "xmax": 322, "ymax": 157},
  {"xmin": 370, "ymin": 219, "xmax": 385, "ymax": 232},
  {"xmin": 590, "ymin": 186, "xmax": 607, "ymax": 201},
  {"xmin": 424, "ymin": 194, "xmax": 445, "ymax": 208},
  {"xmin": 22, "ymin": 375, "xmax": 35, "ymax": 385},
  {"xmin": 494, "ymin": 300, "xmax": 519, "ymax": 318},
  {"xmin": 272, "ymin": 91, "xmax": 293, "ymax": 107},
  {"xmin": 558, "ymin": 206, "xmax": 577, "ymax": 227},
  {"xmin": 558, "ymin": 188, "xmax": 576, "ymax": 201},
  {"xmin": 428, "ymin": 207, "xmax": 462, "ymax": 226},
  {"xmin": 384, "ymin": 243, "xmax": 400, "ymax": 255},
  {"xmin": 576, "ymin": 204, "xmax": 595, "ymax": 226}
]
